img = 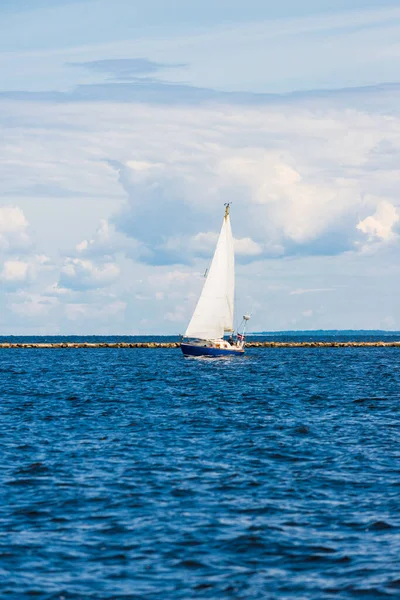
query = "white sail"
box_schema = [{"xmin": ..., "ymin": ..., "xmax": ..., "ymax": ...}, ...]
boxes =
[{"xmin": 185, "ymin": 208, "xmax": 235, "ymax": 340}]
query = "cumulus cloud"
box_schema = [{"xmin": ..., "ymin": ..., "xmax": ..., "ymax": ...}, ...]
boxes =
[
  {"xmin": 161, "ymin": 231, "xmax": 264, "ymax": 262},
  {"xmin": 188, "ymin": 232, "xmax": 263, "ymax": 257},
  {"xmin": 357, "ymin": 199, "xmax": 399, "ymax": 242},
  {"xmin": 59, "ymin": 258, "xmax": 120, "ymax": 290},
  {"xmin": 0, "ymin": 206, "xmax": 31, "ymax": 252},
  {"xmin": 147, "ymin": 270, "xmax": 192, "ymax": 287},
  {"xmin": 110, "ymin": 152, "xmax": 358, "ymax": 264},
  {"xmin": 165, "ymin": 305, "xmax": 186, "ymax": 323},
  {"xmin": 234, "ymin": 237, "xmax": 263, "ymax": 256},
  {"xmin": 216, "ymin": 150, "xmax": 367, "ymax": 254},
  {"xmin": 75, "ymin": 218, "xmax": 142, "ymax": 259},
  {"xmin": 2, "ymin": 92, "xmax": 400, "ymax": 268},
  {"xmin": 76, "ymin": 219, "xmax": 114, "ymax": 256},
  {"xmin": 1, "ymin": 80, "xmax": 400, "ymax": 332},
  {"xmin": 65, "ymin": 299, "xmax": 126, "ymax": 321},
  {"xmin": 10, "ymin": 292, "xmax": 59, "ymax": 318},
  {"xmin": 0, "ymin": 255, "xmax": 52, "ymax": 291},
  {"xmin": 1, "ymin": 260, "xmax": 29, "ymax": 283},
  {"xmin": 44, "ymin": 282, "xmax": 71, "ymax": 296},
  {"xmin": 110, "ymin": 159, "xmax": 209, "ymax": 265},
  {"xmin": 74, "ymin": 99, "xmax": 394, "ymax": 266}
]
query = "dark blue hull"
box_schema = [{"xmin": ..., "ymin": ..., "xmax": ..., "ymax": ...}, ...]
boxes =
[{"xmin": 181, "ymin": 343, "xmax": 245, "ymax": 357}]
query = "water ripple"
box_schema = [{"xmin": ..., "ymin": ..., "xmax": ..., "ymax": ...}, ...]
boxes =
[{"xmin": 0, "ymin": 343, "xmax": 399, "ymax": 599}]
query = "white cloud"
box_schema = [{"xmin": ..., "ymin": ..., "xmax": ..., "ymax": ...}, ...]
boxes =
[
  {"xmin": 0, "ymin": 206, "xmax": 31, "ymax": 252},
  {"xmin": 11, "ymin": 292, "xmax": 59, "ymax": 317},
  {"xmin": 190, "ymin": 232, "xmax": 263, "ymax": 257},
  {"xmin": 75, "ymin": 218, "xmax": 143, "ymax": 260},
  {"xmin": 217, "ymin": 149, "xmax": 365, "ymax": 249},
  {"xmin": 1, "ymin": 260, "xmax": 29, "ymax": 283},
  {"xmin": 76, "ymin": 218, "xmax": 111, "ymax": 253},
  {"xmin": 45, "ymin": 282, "xmax": 71, "ymax": 296},
  {"xmin": 2, "ymin": 94, "xmax": 400, "ymax": 266},
  {"xmin": 1, "ymin": 81, "xmax": 400, "ymax": 332},
  {"xmin": 189, "ymin": 232, "xmax": 218, "ymax": 254},
  {"xmin": 234, "ymin": 237, "xmax": 263, "ymax": 256},
  {"xmin": 59, "ymin": 258, "xmax": 120, "ymax": 290},
  {"xmin": 85, "ymin": 101, "xmax": 398, "ymax": 264},
  {"xmin": 35, "ymin": 254, "xmax": 51, "ymax": 265},
  {"xmin": 147, "ymin": 270, "xmax": 192, "ymax": 287},
  {"xmin": 0, "ymin": 254, "xmax": 52, "ymax": 291},
  {"xmin": 162, "ymin": 231, "xmax": 263, "ymax": 259},
  {"xmin": 357, "ymin": 199, "xmax": 399, "ymax": 241},
  {"xmin": 165, "ymin": 305, "xmax": 186, "ymax": 323},
  {"xmin": 65, "ymin": 299, "xmax": 126, "ymax": 321}
]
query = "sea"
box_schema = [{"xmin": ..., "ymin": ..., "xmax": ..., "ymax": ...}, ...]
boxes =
[{"xmin": 0, "ymin": 333, "xmax": 399, "ymax": 599}]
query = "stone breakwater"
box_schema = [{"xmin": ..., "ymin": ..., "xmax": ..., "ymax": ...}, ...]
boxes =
[{"xmin": 0, "ymin": 341, "xmax": 399, "ymax": 349}]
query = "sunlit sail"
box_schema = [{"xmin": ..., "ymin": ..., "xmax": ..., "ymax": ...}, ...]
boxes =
[{"xmin": 180, "ymin": 204, "xmax": 250, "ymax": 357}]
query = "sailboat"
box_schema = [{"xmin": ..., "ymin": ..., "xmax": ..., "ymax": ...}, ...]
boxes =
[{"xmin": 181, "ymin": 204, "xmax": 250, "ymax": 357}]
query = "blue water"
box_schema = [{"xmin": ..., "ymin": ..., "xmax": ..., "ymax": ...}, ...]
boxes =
[{"xmin": 0, "ymin": 340, "xmax": 399, "ymax": 599}]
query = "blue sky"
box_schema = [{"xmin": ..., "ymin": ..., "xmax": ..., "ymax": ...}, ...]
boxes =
[{"xmin": 0, "ymin": 0, "xmax": 399, "ymax": 334}]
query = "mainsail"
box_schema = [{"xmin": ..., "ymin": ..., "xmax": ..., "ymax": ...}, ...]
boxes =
[{"xmin": 185, "ymin": 206, "xmax": 234, "ymax": 340}]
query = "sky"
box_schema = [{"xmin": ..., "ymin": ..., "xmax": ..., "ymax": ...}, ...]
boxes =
[{"xmin": 0, "ymin": 0, "xmax": 399, "ymax": 334}]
